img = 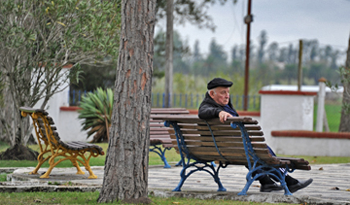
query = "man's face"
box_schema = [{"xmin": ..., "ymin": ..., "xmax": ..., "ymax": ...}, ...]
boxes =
[{"xmin": 209, "ymin": 86, "xmax": 230, "ymax": 106}]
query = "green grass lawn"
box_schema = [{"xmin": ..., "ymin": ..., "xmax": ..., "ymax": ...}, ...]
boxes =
[
  {"xmin": 1, "ymin": 141, "xmax": 349, "ymax": 168},
  {"xmin": 0, "ymin": 192, "xmax": 297, "ymax": 205},
  {"xmin": 314, "ymin": 102, "xmax": 342, "ymax": 132}
]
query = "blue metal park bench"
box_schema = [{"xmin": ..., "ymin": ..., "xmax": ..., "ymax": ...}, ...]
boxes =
[{"xmin": 151, "ymin": 115, "xmax": 311, "ymax": 195}]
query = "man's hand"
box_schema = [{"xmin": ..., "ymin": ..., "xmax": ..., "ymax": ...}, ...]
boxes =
[{"xmin": 218, "ymin": 111, "xmax": 232, "ymax": 123}]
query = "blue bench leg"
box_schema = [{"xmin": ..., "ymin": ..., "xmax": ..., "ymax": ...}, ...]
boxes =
[
  {"xmin": 214, "ymin": 177, "xmax": 226, "ymax": 192},
  {"xmin": 149, "ymin": 146, "xmax": 171, "ymax": 168},
  {"xmin": 238, "ymin": 179, "xmax": 254, "ymax": 195},
  {"xmin": 161, "ymin": 154, "xmax": 171, "ymax": 168},
  {"xmin": 173, "ymin": 168, "xmax": 187, "ymax": 191},
  {"xmin": 173, "ymin": 162, "xmax": 226, "ymax": 192},
  {"xmin": 176, "ymin": 160, "xmax": 215, "ymax": 167},
  {"xmin": 175, "ymin": 159, "xmax": 182, "ymax": 166}
]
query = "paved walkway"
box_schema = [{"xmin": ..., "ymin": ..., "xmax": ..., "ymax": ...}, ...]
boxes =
[{"xmin": 1, "ymin": 163, "xmax": 350, "ymax": 204}]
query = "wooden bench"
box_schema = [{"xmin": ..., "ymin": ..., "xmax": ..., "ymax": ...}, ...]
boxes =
[
  {"xmin": 20, "ymin": 107, "xmax": 104, "ymax": 179},
  {"xmin": 151, "ymin": 115, "xmax": 311, "ymax": 195},
  {"xmin": 149, "ymin": 108, "xmax": 189, "ymax": 168}
]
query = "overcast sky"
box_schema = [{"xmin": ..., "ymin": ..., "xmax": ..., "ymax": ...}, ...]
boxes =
[{"xmin": 157, "ymin": 0, "xmax": 350, "ymax": 58}]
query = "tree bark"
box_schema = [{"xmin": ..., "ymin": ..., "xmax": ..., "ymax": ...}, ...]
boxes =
[
  {"xmin": 339, "ymin": 35, "xmax": 350, "ymax": 132},
  {"xmin": 164, "ymin": 0, "xmax": 174, "ymax": 108},
  {"xmin": 97, "ymin": 0, "xmax": 156, "ymax": 203},
  {"xmin": 0, "ymin": 75, "xmax": 15, "ymax": 145}
]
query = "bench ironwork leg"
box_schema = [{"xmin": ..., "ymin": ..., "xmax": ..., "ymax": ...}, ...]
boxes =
[
  {"xmin": 238, "ymin": 163, "xmax": 293, "ymax": 196},
  {"xmin": 167, "ymin": 121, "xmax": 226, "ymax": 192},
  {"xmin": 149, "ymin": 145, "xmax": 171, "ymax": 168},
  {"xmin": 70, "ymin": 159, "xmax": 85, "ymax": 175},
  {"xmin": 173, "ymin": 161, "xmax": 226, "ymax": 192},
  {"xmin": 175, "ymin": 159, "xmax": 214, "ymax": 167},
  {"xmin": 175, "ymin": 159, "xmax": 182, "ymax": 166},
  {"xmin": 232, "ymin": 122, "xmax": 293, "ymax": 196},
  {"xmin": 267, "ymin": 167, "xmax": 292, "ymax": 195}
]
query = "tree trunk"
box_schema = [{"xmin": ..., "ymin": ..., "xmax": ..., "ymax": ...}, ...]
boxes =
[
  {"xmin": 164, "ymin": 0, "xmax": 174, "ymax": 108},
  {"xmin": 0, "ymin": 73, "xmax": 16, "ymax": 146},
  {"xmin": 339, "ymin": 35, "xmax": 350, "ymax": 132},
  {"xmin": 97, "ymin": 0, "xmax": 155, "ymax": 203}
]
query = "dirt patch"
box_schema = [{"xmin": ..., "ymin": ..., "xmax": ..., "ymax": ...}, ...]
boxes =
[{"xmin": 0, "ymin": 144, "xmax": 38, "ymax": 160}]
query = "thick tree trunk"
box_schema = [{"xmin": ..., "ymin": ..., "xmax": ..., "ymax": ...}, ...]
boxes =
[
  {"xmin": 97, "ymin": 0, "xmax": 155, "ymax": 203},
  {"xmin": 339, "ymin": 35, "xmax": 350, "ymax": 132}
]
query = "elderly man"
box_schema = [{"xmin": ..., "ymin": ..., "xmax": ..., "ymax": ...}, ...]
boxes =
[{"xmin": 198, "ymin": 77, "xmax": 313, "ymax": 193}]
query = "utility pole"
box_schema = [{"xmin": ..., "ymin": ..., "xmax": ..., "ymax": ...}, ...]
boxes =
[
  {"xmin": 297, "ymin": 39, "xmax": 303, "ymax": 91},
  {"xmin": 243, "ymin": 0, "xmax": 253, "ymax": 111},
  {"xmin": 165, "ymin": 0, "xmax": 174, "ymax": 108}
]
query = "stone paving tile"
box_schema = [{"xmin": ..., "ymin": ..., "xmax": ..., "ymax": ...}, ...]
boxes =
[{"xmin": 2, "ymin": 163, "xmax": 350, "ymax": 204}]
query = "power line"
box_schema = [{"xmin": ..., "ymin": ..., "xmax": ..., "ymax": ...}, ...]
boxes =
[{"xmin": 222, "ymin": 2, "xmax": 241, "ymax": 48}]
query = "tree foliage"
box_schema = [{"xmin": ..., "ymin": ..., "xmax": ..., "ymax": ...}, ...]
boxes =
[
  {"xmin": 0, "ymin": 0, "xmax": 121, "ymax": 145},
  {"xmin": 156, "ymin": 0, "xmax": 231, "ymax": 31}
]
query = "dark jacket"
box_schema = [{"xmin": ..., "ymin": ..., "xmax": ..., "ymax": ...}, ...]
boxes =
[{"xmin": 198, "ymin": 92, "xmax": 239, "ymax": 120}]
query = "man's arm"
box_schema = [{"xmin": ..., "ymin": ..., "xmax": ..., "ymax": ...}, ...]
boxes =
[
  {"xmin": 198, "ymin": 103, "xmax": 220, "ymax": 119},
  {"xmin": 198, "ymin": 103, "xmax": 233, "ymax": 123}
]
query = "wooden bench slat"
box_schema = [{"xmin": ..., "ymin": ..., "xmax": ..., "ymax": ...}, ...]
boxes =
[
  {"xmin": 151, "ymin": 115, "xmax": 258, "ymax": 125},
  {"xmin": 168, "ymin": 129, "xmax": 264, "ymax": 136},
  {"xmin": 181, "ymin": 141, "xmax": 268, "ymax": 148},
  {"xmin": 177, "ymin": 124, "xmax": 262, "ymax": 131},
  {"xmin": 169, "ymin": 134, "xmax": 266, "ymax": 142}
]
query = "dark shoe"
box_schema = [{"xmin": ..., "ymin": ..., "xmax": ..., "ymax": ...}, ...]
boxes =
[
  {"xmin": 288, "ymin": 178, "xmax": 313, "ymax": 193},
  {"xmin": 260, "ymin": 183, "xmax": 283, "ymax": 192}
]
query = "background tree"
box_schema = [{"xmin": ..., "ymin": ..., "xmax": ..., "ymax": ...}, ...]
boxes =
[
  {"xmin": 267, "ymin": 42, "xmax": 279, "ymax": 62},
  {"xmin": 70, "ymin": 64, "xmax": 117, "ymax": 92},
  {"xmin": 97, "ymin": 0, "xmax": 156, "ymax": 203},
  {"xmin": 153, "ymin": 29, "xmax": 190, "ymax": 75},
  {"xmin": 203, "ymin": 39, "xmax": 227, "ymax": 75},
  {"xmin": 257, "ymin": 30, "xmax": 268, "ymax": 64},
  {"xmin": 338, "ymin": 36, "xmax": 350, "ymax": 132},
  {"xmin": 0, "ymin": 0, "xmax": 120, "ymax": 148},
  {"xmin": 230, "ymin": 45, "xmax": 244, "ymax": 75}
]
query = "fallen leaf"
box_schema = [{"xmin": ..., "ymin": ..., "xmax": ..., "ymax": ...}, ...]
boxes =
[
  {"xmin": 331, "ymin": 187, "xmax": 339, "ymax": 190},
  {"xmin": 172, "ymin": 202, "xmax": 180, "ymax": 204},
  {"xmin": 319, "ymin": 167, "xmax": 323, "ymax": 170},
  {"xmin": 346, "ymin": 189, "xmax": 350, "ymax": 191}
]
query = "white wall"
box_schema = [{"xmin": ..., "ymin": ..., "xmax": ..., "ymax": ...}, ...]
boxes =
[
  {"xmin": 273, "ymin": 136, "xmax": 350, "ymax": 157},
  {"xmin": 57, "ymin": 108, "xmax": 89, "ymax": 142},
  {"xmin": 259, "ymin": 91, "xmax": 316, "ymax": 150},
  {"xmin": 33, "ymin": 68, "xmax": 89, "ymax": 142}
]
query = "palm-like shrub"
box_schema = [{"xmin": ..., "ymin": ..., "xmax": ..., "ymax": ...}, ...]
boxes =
[{"xmin": 78, "ymin": 88, "xmax": 113, "ymax": 143}]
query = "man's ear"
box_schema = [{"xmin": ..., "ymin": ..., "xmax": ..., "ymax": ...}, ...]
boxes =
[{"xmin": 209, "ymin": 90, "xmax": 215, "ymax": 98}]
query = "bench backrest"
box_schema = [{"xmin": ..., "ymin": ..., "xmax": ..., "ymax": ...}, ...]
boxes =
[
  {"xmin": 19, "ymin": 107, "xmax": 103, "ymax": 154},
  {"xmin": 162, "ymin": 116, "xmax": 277, "ymax": 165},
  {"xmin": 149, "ymin": 108, "xmax": 189, "ymax": 147}
]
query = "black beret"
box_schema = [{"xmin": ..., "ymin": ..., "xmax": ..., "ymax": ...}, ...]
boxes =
[{"xmin": 207, "ymin": 78, "xmax": 233, "ymax": 90}]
